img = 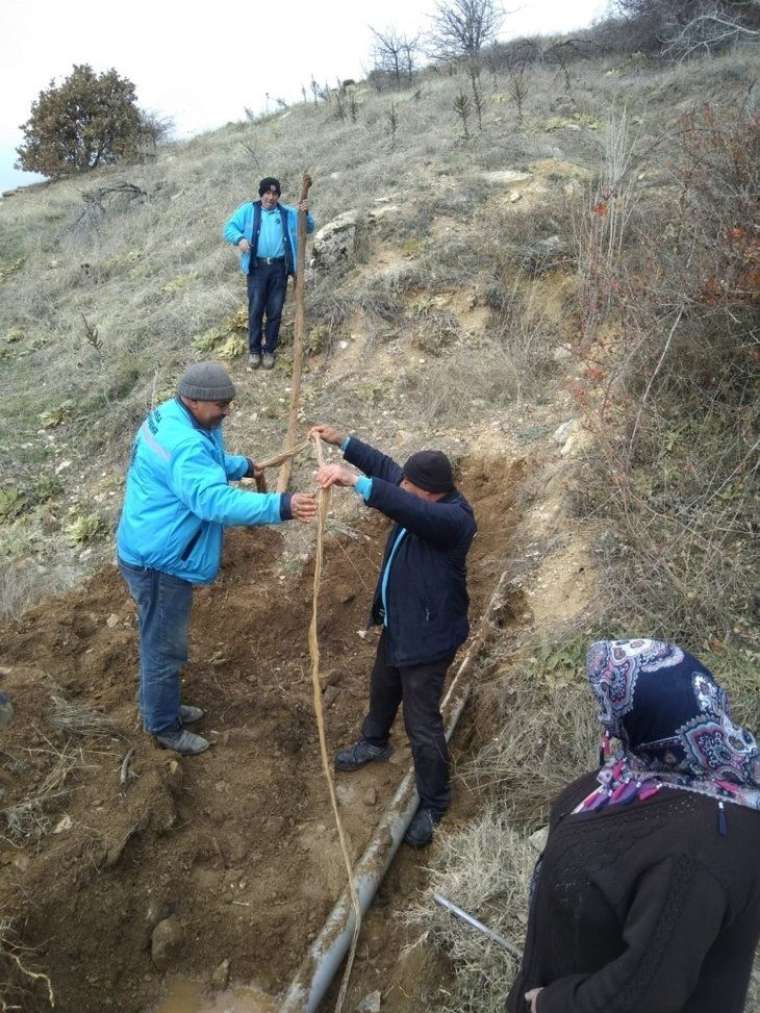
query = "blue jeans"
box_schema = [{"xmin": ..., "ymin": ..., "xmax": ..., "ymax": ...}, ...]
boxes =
[
  {"xmin": 246, "ymin": 260, "xmax": 288, "ymax": 354},
  {"xmin": 119, "ymin": 560, "xmax": 193, "ymax": 735}
]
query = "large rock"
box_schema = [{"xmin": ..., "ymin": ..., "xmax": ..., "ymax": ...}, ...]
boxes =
[
  {"xmin": 312, "ymin": 211, "xmax": 359, "ymax": 269},
  {"xmin": 151, "ymin": 915, "xmax": 184, "ymax": 971}
]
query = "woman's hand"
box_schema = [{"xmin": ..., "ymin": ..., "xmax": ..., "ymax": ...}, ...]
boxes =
[{"xmin": 525, "ymin": 988, "xmax": 544, "ymax": 1013}]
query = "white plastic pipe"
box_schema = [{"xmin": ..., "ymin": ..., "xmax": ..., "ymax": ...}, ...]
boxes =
[{"xmin": 280, "ymin": 572, "xmax": 510, "ymax": 1012}]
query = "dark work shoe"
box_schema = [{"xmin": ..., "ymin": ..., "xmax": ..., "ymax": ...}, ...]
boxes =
[
  {"xmin": 180, "ymin": 704, "xmax": 205, "ymax": 725},
  {"xmin": 261, "ymin": 353, "xmax": 275, "ymax": 370},
  {"xmin": 248, "ymin": 353, "xmax": 261, "ymax": 370},
  {"xmin": 154, "ymin": 728, "xmax": 209, "ymax": 756},
  {"xmin": 335, "ymin": 739, "xmax": 393, "ymax": 772},
  {"xmin": 404, "ymin": 808, "xmax": 441, "ymax": 847}
]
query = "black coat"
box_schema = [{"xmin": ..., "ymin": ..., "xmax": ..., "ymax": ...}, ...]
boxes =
[
  {"xmin": 507, "ymin": 771, "xmax": 760, "ymax": 1013},
  {"xmin": 344, "ymin": 437, "xmax": 476, "ymax": 667}
]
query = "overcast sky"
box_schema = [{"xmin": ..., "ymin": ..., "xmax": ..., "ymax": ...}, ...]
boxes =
[{"xmin": 0, "ymin": 0, "xmax": 607, "ymax": 192}]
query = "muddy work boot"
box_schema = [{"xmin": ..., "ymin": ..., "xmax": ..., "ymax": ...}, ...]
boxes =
[
  {"xmin": 248, "ymin": 353, "xmax": 261, "ymax": 370},
  {"xmin": 335, "ymin": 738, "xmax": 393, "ymax": 772},
  {"xmin": 180, "ymin": 704, "xmax": 205, "ymax": 725},
  {"xmin": 261, "ymin": 352, "xmax": 275, "ymax": 370},
  {"xmin": 404, "ymin": 808, "xmax": 441, "ymax": 847},
  {"xmin": 154, "ymin": 728, "xmax": 209, "ymax": 756}
]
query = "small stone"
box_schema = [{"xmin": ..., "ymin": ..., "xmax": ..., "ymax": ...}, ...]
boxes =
[
  {"xmin": 323, "ymin": 686, "xmax": 339, "ymax": 708},
  {"xmin": 553, "ymin": 420, "xmax": 576, "ymax": 446},
  {"xmin": 552, "ymin": 345, "xmax": 572, "ymax": 363},
  {"xmin": 356, "ymin": 991, "xmax": 382, "ymax": 1013},
  {"xmin": 151, "ymin": 916, "xmax": 184, "ymax": 971},
  {"xmin": 211, "ymin": 958, "xmax": 230, "ymax": 990},
  {"xmin": 363, "ymin": 787, "xmax": 378, "ymax": 807},
  {"xmin": 508, "ymin": 191, "xmax": 522, "ymax": 203},
  {"xmin": 529, "ymin": 826, "xmax": 549, "ymax": 852},
  {"xmin": 53, "ymin": 814, "xmax": 73, "ymax": 834},
  {"xmin": 106, "ymin": 613, "xmax": 120, "ymax": 629}
]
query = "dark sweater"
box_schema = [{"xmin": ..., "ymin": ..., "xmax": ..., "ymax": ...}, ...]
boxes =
[
  {"xmin": 343, "ymin": 437, "xmax": 476, "ymax": 667},
  {"xmin": 507, "ymin": 771, "xmax": 760, "ymax": 1013}
]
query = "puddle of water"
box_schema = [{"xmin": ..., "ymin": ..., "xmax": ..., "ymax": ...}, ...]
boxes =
[{"xmin": 155, "ymin": 979, "xmax": 278, "ymax": 1013}]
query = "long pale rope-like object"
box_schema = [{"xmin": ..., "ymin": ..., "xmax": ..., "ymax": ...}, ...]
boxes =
[{"xmin": 309, "ymin": 433, "xmax": 362, "ymax": 1011}]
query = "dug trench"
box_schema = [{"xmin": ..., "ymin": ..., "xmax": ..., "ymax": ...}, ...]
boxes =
[{"xmin": 0, "ymin": 452, "xmax": 524, "ymax": 1012}]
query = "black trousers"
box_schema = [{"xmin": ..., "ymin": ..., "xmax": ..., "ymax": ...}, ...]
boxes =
[
  {"xmin": 246, "ymin": 261, "xmax": 288, "ymax": 354},
  {"xmin": 361, "ymin": 631, "xmax": 455, "ymax": 817}
]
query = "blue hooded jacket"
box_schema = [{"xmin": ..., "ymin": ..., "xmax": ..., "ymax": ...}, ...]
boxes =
[
  {"xmin": 116, "ymin": 397, "xmax": 292, "ymax": 584},
  {"xmin": 223, "ymin": 200, "xmax": 315, "ymax": 275}
]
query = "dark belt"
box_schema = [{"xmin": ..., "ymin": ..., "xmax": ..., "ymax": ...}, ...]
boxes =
[{"xmin": 255, "ymin": 256, "xmax": 285, "ymax": 265}]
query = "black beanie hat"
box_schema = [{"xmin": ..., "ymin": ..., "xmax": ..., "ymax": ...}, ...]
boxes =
[
  {"xmin": 403, "ymin": 450, "xmax": 455, "ymax": 494},
  {"xmin": 258, "ymin": 176, "xmax": 281, "ymax": 196}
]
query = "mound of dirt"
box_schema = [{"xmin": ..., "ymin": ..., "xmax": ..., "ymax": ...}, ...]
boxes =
[{"xmin": 0, "ymin": 454, "xmax": 520, "ymax": 1012}]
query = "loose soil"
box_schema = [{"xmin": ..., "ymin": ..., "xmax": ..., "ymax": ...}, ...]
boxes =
[{"xmin": 0, "ymin": 453, "xmax": 521, "ymax": 1012}]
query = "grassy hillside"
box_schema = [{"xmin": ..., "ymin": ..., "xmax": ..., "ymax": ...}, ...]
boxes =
[{"xmin": 0, "ymin": 41, "xmax": 758, "ymax": 1011}]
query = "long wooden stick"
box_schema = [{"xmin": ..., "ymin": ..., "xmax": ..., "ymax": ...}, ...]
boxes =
[{"xmin": 277, "ymin": 172, "xmax": 313, "ymax": 493}]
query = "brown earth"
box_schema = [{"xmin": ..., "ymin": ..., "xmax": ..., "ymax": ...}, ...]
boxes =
[{"xmin": 0, "ymin": 453, "xmax": 522, "ymax": 1012}]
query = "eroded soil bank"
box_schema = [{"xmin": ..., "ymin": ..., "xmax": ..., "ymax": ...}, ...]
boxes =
[{"xmin": 0, "ymin": 453, "xmax": 521, "ymax": 1012}]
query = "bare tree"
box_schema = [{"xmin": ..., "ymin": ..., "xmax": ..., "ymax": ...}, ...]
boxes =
[
  {"xmin": 369, "ymin": 25, "xmax": 421, "ymax": 87},
  {"xmin": 663, "ymin": 5, "xmax": 760, "ymax": 57},
  {"xmin": 428, "ymin": 0, "xmax": 504, "ymax": 62}
]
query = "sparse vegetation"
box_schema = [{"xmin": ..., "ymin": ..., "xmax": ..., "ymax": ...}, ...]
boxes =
[{"xmin": 1, "ymin": 26, "xmax": 759, "ymax": 1012}]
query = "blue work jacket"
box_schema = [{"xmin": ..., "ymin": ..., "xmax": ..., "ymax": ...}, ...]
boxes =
[
  {"xmin": 223, "ymin": 200, "xmax": 315, "ymax": 275},
  {"xmin": 117, "ymin": 397, "xmax": 291, "ymax": 584},
  {"xmin": 345, "ymin": 437, "xmax": 477, "ymax": 667}
]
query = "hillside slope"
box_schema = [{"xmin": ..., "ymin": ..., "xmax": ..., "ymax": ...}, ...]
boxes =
[{"xmin": 0, "ymin": 48, "xmax": 758, "ymax": 1012}]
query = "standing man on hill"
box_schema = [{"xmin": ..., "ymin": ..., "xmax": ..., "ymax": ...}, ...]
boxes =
[
  {"xmin": 117, "ymin": 362, "xmax": 317, "ymax": 756},
  {"xmin": 223, "ymin": 177, "xmax": 315, "ymax": 372},
  {"xmin": 312, "ymin": 424, "xmax": 477, "ymax": 846}
]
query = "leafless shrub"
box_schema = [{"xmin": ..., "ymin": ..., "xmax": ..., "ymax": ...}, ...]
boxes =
[
  {"xmin": 370, "ymin": 26, "xmax": 421, "ymax": 88},
  {"xmin": 574, "ymin": 109, "xmax": 640, "ymax": 341},
  {"xmin": 454, "ymin": 91, "xmax": 472, "ymax": 138}
]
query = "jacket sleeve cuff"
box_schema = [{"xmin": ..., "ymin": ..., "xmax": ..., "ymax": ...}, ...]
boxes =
[
  {"xmin": 245, "ymin": 457, "xmax": 256, "ymax": 478},
  {"xmin": 340, "ymin": 435, "xmax": 352, "ymax": 454},
  {"xmin": 354, "ymin": 477, "xmax": 372, "ymax": 502},
  {"xmin": 279, "ymin": 493, "xmax": 293, "ymax": 521}
]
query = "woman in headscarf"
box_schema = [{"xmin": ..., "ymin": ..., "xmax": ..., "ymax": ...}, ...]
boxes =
[{"xmin": 507, "ymin": 638, "xmax": 760, "ymax": 1013}]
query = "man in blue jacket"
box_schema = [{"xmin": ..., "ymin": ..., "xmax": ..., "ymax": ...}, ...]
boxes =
[
  {"xmin": 117, "ymin": 362, "xmax": 316, "ymax": 756},
  {"xmin": 312, "ymin": 424, "xmax": 477, "ymax": 846},
  {"xmin": 223, "ymin": 176, "xmax": 315, "ymax": 372}
]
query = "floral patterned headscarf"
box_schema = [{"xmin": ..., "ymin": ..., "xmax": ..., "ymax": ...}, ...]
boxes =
[{"xmin": 575, "ymin": 639, "xmax": 760, "ymax": 818}]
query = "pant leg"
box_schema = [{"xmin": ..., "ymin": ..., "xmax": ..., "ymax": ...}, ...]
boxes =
[
  {"xmin": 400, "ymin": 653, "xmax": 455, "ymax": 817},
  {"xmin": 361, "ymin": 632, "xmax": 403, "ymax": 747},
  {"xmin": 262, "ymin": 263, "xmax": 288, "ymax": 353},
  {"xmin": 246, "ymin": 269, "xmax": 267, "ymax": 354},
  {"xmin": 119, "ymin": 562, "xmax": 193, "ymax": 735}
]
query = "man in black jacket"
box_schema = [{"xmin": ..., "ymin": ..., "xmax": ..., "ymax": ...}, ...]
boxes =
[{"xmin": 312, "ymin": 424, "xmax": 477, "ymax": 846}]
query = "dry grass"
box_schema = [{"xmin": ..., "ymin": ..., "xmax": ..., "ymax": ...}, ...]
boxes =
[{"xmin": 405, "ymin": 810, "xmax": 534, "ymax": 1013}]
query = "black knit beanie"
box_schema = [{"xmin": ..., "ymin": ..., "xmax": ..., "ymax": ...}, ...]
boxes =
[
  {"xmin": 403, "ymin": 450, "xmax": 455, "ymax": 494},
  {"xmin": 258, "ymin": 176, "xmax": 281, "ymax": 196}
]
